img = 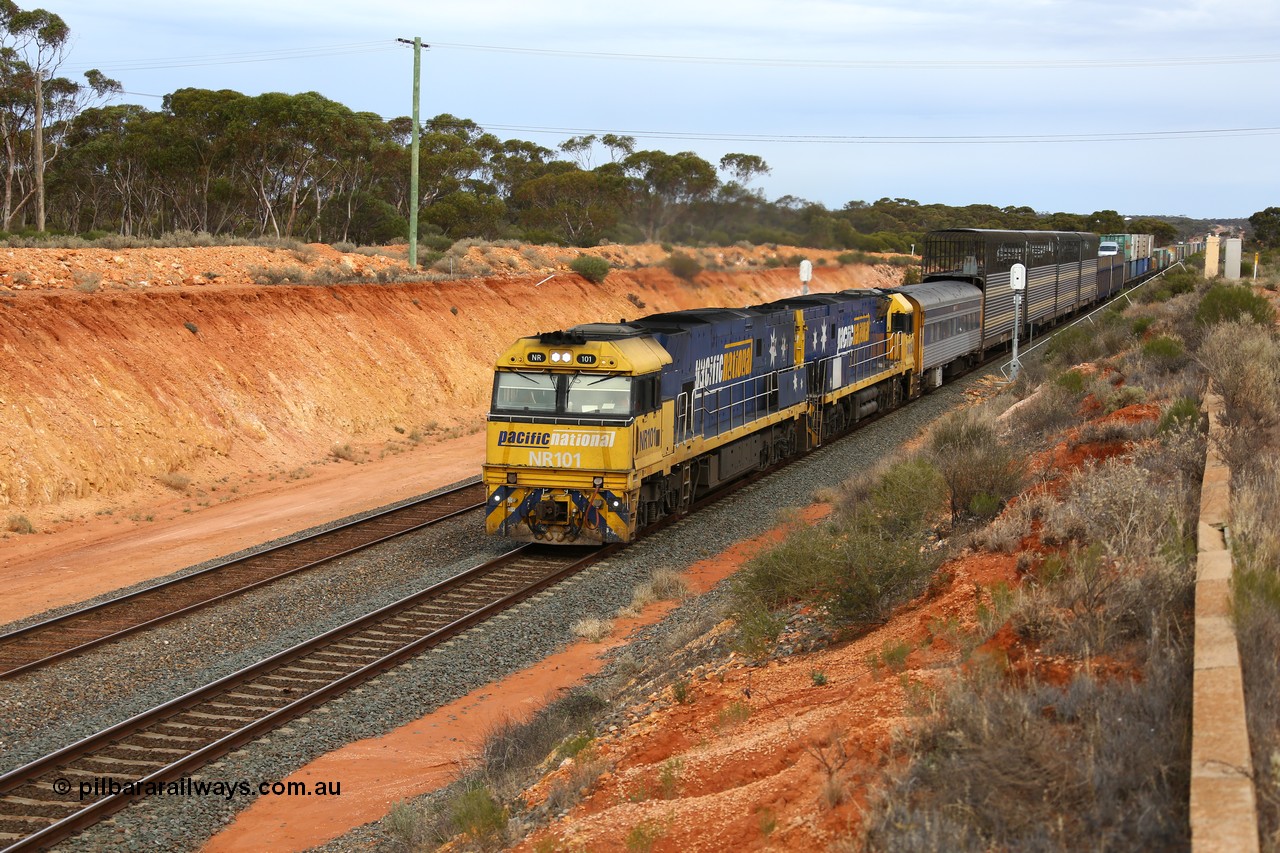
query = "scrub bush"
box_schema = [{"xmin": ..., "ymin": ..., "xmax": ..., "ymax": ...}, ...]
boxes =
[
  {"xmin": 665, "ymin": 251, "xmax": 702, "ymax": 281},
  {"xmin": 569, "ymin": 255, "xmax": 610, "ymax": 283},
  {"xmin": 1195, "ymin": 281, "xmax": 1277, "ymax": 328},
  {"xmin": 927, "ymin": 407, "xmax": 1025, "ymax": 524}
]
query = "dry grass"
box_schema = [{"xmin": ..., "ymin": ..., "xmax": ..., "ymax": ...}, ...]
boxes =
[
  {"xmin": 618, "ymin": 568, "xmax": 690, "ymax": 618},
  {"xmin": 571, "ymin": 617, "xmax": 613, "ymax": 643},
  {"xmin": 157, "ymin": 471, "xmax": 191, "ymax": 492},
  {"xmin": 1231, "ymin": 457, "xmax": 1280, "ymax": 851},
  {"xmin": 1041, "ymin": 456, "xmax": 1187, "ymax": 560},
  {"xmin": 6, "ymin": 514, "xmax": 34, "ymax": 534},
  {"xmin": 1199, "ymin": 320, "xmax": 1280, "ymax": 482},
  {"xmin": 861, "ymin": 650, "xmax": 1191, "ymax": 851}
]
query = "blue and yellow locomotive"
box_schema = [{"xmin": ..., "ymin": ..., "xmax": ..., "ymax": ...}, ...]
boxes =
[
  {"xmin": 483, "ymin": 293, "xmax": 917, "ymax": 543},
  {"xmin": 484, "ymin": 228, "xmax": 1156, "ymax": 545}
]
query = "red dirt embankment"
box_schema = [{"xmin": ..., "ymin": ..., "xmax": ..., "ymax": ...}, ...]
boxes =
[{"xmin": 0, "ymin": 247, "xmax": 895, "ymax": 521}]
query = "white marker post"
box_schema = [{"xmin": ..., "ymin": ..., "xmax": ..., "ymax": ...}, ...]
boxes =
[
  {"xmin": 1010, "ymin": 262, "xmax": 1026, "ymax": 380},
  {"xmin": 799, "ymin": 259, "xmax": 813, "ymax": 295}
]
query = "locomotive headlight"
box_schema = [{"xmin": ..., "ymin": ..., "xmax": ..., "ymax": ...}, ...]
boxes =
[
  {"xmin": 612, "ymin": 499, "xmax": 621, "ymax": 508},
  {"xmin": 550, "ymin": 351, "xmax": 561, "ymax": 363}
]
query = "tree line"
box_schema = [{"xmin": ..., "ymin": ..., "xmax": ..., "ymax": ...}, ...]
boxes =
[{"xmin": 1, "ymin": 4, "xmax": 1209, "ymax": 251}]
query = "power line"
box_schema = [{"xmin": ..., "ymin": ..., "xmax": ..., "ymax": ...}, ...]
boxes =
[
  {"xmin": 430, "ymin": 40, "xmax": 1280, "ymax": 69},
  {"xmin": 67, "ymin": 41, "xmax": 399, "ymax": 74},
  {"xmin": 68, "ymin": 37, "xmax": 1280, "ymax": 75},
  {"xmin": 441, "ymin": 122, "xmax": 1280, "ymax": 144}
]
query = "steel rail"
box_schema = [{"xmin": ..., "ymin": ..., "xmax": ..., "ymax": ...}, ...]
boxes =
[
  {"xmin": 0, "ymin": 543, "xmax": 614, "ymax": 851},
  {"xmin": 0, "ymin": 482, "xmax": 486, "ymax": 678}
]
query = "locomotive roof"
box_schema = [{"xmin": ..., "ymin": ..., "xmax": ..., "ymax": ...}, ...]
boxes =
[
  {"xmin": 563, "ymin": 323, "xmax": 647, "ymax": 340},
  {"xmin": 757, "ymin": 293, "xmax": 858, "ymax": 310},
  {"xmin": 629, "ymin": 307, "xmax": 766, "ymax": 328}
]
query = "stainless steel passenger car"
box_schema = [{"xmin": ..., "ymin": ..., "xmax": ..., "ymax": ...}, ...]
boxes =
[{"xmin": 921, "ymin": 229, "xmax": 1100, "ymax": 349}]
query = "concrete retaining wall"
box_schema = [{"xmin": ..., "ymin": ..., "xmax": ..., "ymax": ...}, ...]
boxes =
[{"xmin": 1190, "ymin": 391, "xmax": 1260, "ymax": 852}]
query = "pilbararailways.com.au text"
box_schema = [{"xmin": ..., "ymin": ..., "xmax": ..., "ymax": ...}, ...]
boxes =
[{"xmin": 55, "ymin": 776, "xmax": 341, "ymax": 801}]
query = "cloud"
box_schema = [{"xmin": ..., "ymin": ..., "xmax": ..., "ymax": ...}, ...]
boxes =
[{"xmin": 45, "ymin": 1, "xmax": 1280, "ymax": 216}]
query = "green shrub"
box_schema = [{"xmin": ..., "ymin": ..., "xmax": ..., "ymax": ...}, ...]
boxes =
[
  {"xmin": 865, "ymin": 457, "xmax": 946, "ymax": 534},
  {"xmin": 836, "ymin": 251, "xmax": 874, "ymax": 266},
  {"xmin": 666, "ymin": 251, "xmax": 702, "ymax": 280},
  {"xmin": 1044, "ymin": 326, "xmax": 1102, "ymax": 368},
  {"xmin": 1054, "ymin": 369, "xmax": 1089, "ymax": 394},
  {"xmin": 1157, "ymin": 397, "xmax": 1201, "ymax": 433},
  {"xmin": 927, "ymin": 408, "xmax": 1025, "ymax": 523},
  {"xmin": 569, "ymin": 255, "xmax": 610, "ymax": 283},
  {"xmin": 1140, "ymin": 335, "xmax": 1187, "ymax": 371},
  {"xmin": 448, "ymin": 782, "xmax": 506, "ymax": 842},
  {"xmin": 732, "ymin": 514, "xmax": 940, "ymax": 632},
  {"xmin": 1195, "ymin": 282, "xmax": 1277, "ymax": 327},
  {"xmin": 1141, "ymin": 269, "xmax": 1198, "ymax": 304}
]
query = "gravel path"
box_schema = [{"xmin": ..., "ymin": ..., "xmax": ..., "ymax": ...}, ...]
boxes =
[{"xmin": 1, "ymin": 368, "xmax": 995, "ymax": 852}]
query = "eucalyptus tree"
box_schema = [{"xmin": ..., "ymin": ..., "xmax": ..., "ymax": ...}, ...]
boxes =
[
  {"xmin": 416, "ymin": 114, "xmax": 492, "ymax": 208},
  {"xmin": 693, "ymin": 152, "xmax": 771, "ymax": 240},
  {"xmin": 224, "ymin": 90, "xmax": 352, "ymax": 238},
  {"xmin": 619, "ymin": 149, "xmax": 719, "ymax": 242},
  {"xmin": 513, "ymin": 164, "xmax": 625, "ymax": 246},
  {"xmin": 160, "ymin": 88, "xmax": 253, "ymax": 234},
  {"xmin": 0, "ymin": 2, "xmax": 119, "ymax": 231},
  {"xmin": 1086, "ymin": 209, "xmax": 1126, "ymax": 234},
  {"xmin": 486, "ymin": 136, "xmax": 554, "ymax": 201},
  {"xmin": 50, "ymin": 102, "xmax": 153, "ymax": 233},
  {"xmin": 321, "ymin": 110, "xmax": 403, "ymax": 244}
]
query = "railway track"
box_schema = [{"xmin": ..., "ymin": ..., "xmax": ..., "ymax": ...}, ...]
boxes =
[
  {"xmin": 0, "ymin": 543, "xmax": 608, "ymax": 852},
  {"xmin": 0, "ymin": 482, "xmax": 486, "ymax": 679}
]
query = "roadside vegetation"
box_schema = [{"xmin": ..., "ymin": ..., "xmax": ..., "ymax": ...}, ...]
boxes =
[
  {"xmin": 857, "ymin": 275, "xmax": 1276, "ymax": 851},
  {"xmin": 1196, "ymin": 278, "xmax": 1280, "ymax": 851},
  {"xmin": 365, "ymin": 272, "xmax": 1279, "ymax": 851}
]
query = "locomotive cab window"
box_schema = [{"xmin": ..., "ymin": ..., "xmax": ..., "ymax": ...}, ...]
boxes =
[
  {"xmin": 492, "ymin": 370, "xmax": 557, "ymax": 413},
  {"xmin": 566, "ymin": 373, "xmax": 632, "ymax": 416}
]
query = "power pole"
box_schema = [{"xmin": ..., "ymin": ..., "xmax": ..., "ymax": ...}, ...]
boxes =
[{"xmin": 397, "ymin": 37, "xmax": 425, "ymax": 267}]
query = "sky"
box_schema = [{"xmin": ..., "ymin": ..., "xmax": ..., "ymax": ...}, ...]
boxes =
[{"xmin": 47, "ymin": 0, "xmax": 1280, "ymax": 220}]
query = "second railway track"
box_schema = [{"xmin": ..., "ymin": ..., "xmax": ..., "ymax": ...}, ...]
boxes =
[
  {"xmin": 0, "ymin": 482, "xmax": 486, "ymax": 679},
  {"xmin": 0, "ymin": 543, "xmax": 607, "ymax": 852}
]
